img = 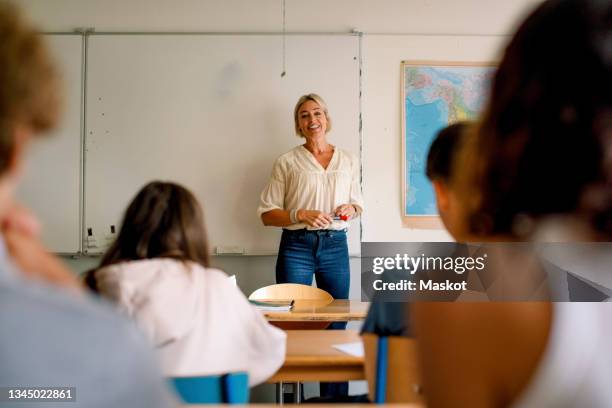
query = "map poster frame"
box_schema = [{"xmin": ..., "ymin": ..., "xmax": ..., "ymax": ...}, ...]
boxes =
[{"xmin": 401, "ymin": 60, "xmax": 496, "ymax": 229}]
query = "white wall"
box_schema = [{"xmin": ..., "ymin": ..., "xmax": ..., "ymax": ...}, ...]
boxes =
[
  {"xmin": 361, "ymin": 35, "xmax": 507, "ymax": 242},
  {"xmin": 18, "ymin": 0, "xmax": 539, "ymax": 35},
  {"xmin": 22, "ymin": 0, "xmax": 541, "ymax": 261}
]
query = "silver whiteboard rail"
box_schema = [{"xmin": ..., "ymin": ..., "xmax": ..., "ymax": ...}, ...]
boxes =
[
  {"xmin": 86, "ymin": 31, "xmax": 361, "ymax": 36},
  {"xmin": 79, "ymin": 28, "xmax": 95, "ymax": 254}
]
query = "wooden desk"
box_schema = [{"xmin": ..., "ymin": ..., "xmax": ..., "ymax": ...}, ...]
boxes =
[
  {"xmin": 268, "ymin": 330, "xmax": 364, "ymax": 383},
  {"xmin": 263, "ymin": 299, "xmax": 369, "ymax": 322}
]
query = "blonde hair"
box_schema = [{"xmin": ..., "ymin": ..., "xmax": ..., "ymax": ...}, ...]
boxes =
[
  {"xmin": 293, "ymin": 93, "xmax": 332, "ymax": 138},
  {"xmin": 0, "ymin": 1, "xmax": 61, "ymax": 173}
]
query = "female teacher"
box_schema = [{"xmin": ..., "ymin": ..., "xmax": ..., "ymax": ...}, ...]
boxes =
[{"xmin": 258, "ymin": 93, "xmax": 363, "ymax": 329}]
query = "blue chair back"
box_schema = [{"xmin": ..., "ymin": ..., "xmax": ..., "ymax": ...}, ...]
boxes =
[
  {"xmin": 170, "ymin": 372, "xmax": 249, "ymax": 404},
  {"xmin": 374, "ymin": 336, "xmax": 389, "ymax": 404}
]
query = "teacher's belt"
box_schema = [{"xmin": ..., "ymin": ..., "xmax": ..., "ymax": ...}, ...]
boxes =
[{"xmin": 282, "ymin": 228, "xmax": 347, "ymax": 236}]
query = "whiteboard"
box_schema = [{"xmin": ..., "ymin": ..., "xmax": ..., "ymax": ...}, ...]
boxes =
[
  {"xmin": 16, "ymin": 35, "xmax": 82, "ymax": 254},
  {"xmin": 85, "ymin": 34, "xmax": 360, "ymax": 255}
]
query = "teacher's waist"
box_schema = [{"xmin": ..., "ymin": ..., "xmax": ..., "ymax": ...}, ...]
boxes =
[
  {"xmin": 282, "ymin": 227, "xmax": 348, "ymax": 235},
  {"xmin": 283, "ymin": 221, "xmax": 349, "ymax": 232}
]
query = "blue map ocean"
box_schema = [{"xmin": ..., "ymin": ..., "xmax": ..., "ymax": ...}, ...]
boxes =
[
  {"xmin": 404, "ymin": 65, "xmax": 494, "ymax": 216},
  {"xmin": 405, "ymin": 99, "xmax": 447, "ymax": 215}
]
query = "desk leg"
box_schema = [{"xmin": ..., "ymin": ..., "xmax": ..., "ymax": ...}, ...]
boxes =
[
  {"xmin": 295, "ymin": 382, "xmax": 301, "ymax": 403},
  {"xmin": 277, "ymin": 382, "xmax": 284, "ymax": 405}
]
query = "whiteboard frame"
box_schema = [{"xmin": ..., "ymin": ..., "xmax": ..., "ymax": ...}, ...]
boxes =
[{"xmin": 78, "ymin": 31, "xmax": 364, "ymax": 256}]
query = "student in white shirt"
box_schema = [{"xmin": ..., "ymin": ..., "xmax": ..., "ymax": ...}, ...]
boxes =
[
  {"xmin": 412, "ymin": 0, "xmax": 612, "ymax": 406},
  {"xmin": 91, "ymin": 181, "xmax": 286, "ymax": 386}
]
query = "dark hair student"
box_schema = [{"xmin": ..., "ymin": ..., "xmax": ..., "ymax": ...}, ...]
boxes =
[
  {"xmin": 426, "ymin": 122, "xmax": 470, "ymax": 183},
  {"xmin": 100, "ymin": 181, "xmax": 210, "ymax": 268},
  {"xmin": 413, "ymin": 1, "xmax": 612, "ymax": 407},
  {"xmin": 93, "ymin": 181, "xmax": 286, "ymax": 386},
  {"xmin": 459, "ymin": 0, "xmax": 612, "ymax": 238}
]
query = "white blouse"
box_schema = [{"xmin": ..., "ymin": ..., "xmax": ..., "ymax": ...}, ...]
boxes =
[
  {"xmin": 95, "ymin": 259, "xmax": 286, "ymax": 386},
  {"xmin": 509, "ymin": 240, "xmax": 612, "ymax": 408},
  {"xmin": 512, "ymin": 302, "xmax": 612, "ymax": 408},
  {"xmin": 257, "ymin": 145, "xmax": 364, "ymax": 230}
]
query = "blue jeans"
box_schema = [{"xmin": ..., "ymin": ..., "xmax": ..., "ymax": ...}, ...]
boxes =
[
  {"xmin": 276, "ymin": 229, "xmax": 350, "ymax": 328},
  {"xmin": 276, "ymin": 228, "xmax": 350, "ymax": 398}
]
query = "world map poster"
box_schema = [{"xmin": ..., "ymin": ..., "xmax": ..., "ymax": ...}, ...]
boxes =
[{"xmin": 402, "ymin": 62, "xmax": 495, "ymax": 221}]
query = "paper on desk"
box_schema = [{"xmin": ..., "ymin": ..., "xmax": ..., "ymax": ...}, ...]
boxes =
[{"xmin": 332, "ymin": 341, "xmax": 364, "ymax": 357}]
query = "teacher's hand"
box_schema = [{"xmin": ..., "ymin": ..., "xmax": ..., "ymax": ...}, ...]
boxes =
[
  {"xmin": 334, "ymin": 204, "xmax": 357, "ymax": 220},
  {"xmin": 297, "ymin": 210, "xmax": 333, "ymax": 229}
]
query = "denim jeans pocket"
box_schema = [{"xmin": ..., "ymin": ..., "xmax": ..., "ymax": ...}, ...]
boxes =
[{"xmin": 328, "ymin": 231, "xmax": 347, "ymax": 242}]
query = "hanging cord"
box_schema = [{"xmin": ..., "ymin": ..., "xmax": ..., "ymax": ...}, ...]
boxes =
[{"xmin": 281, "ymin": 0, "xmax": 286, "ymax": 77}]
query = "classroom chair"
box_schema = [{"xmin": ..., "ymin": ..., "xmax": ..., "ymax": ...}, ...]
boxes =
[
  {"xmin": 362, "ymin": 333, "xmax": 424, "ymax": 404},
  {"xmin": 170, "ymin": 373, "xmax": 249, "ymax": 404},
  {"xmin": 248, "ymin": 283, "xmax": 333, "ymax": 330},
  {"xmin": 249, "ymin": 283, "xmax": 334, "ymax": 403},
  {"xmin": 249, "ymin": 283, "xmax": 333, "ymax": 302}
]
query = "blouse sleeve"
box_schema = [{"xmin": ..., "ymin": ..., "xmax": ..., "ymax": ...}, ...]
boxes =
[
  {"xmin": 257, "ymin": 157, "xmax": 287, "ymax": 218},
  {"xmin": 349, "ymin": 154, "xmax": 364, "ymax": 214}
]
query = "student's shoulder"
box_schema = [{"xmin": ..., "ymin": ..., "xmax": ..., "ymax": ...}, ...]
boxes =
[
  {"xmin": 361, "ymin": 300, "xmax": 411, "ymax": 337},
  {"xmin": 196, "ymin": 265, "xmax": 238, "ymax": 288},
  {"xmin": 1, "ymin": 279, "xmax": 132, "ymax": 332},
  {"xmin": 190, "ymin": 265, "xmax": 251, "ymax": 301},
  {"xmin": 0, "ymin": 281, "xmax": 172, "ymax": 407},
  {"xmin": 184, "ymin": 262, "xmax": 224, "ymax": 279},
  {"xmin": 0, "ymin": 279, "xmax": 155, "ymax": 364},
  {"xmin": 97, "ymin": 258, "xmax": 193, "ymax": 284}
]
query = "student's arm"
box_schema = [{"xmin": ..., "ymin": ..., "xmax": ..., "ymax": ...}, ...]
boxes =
[
  {"xmin": 245, "ymin": 305, "xmax": 286, "ymax": 385},
  {"xmin": 226, "ymin": 283, "xmax": 286, "ymax": 386},
  {"xmin": 4, "ymin": 230, "xmax": 81, "ymax": 292},
  {"xmin": 412, "ymin": 302, "xmax": 552, "ymax": 408},
  {"xmin": 3, "ymin": 203, "xmax": 82, "ymax": 293}
]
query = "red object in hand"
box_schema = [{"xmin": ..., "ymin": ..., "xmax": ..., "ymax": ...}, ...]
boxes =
[{"xmin": 333, "ymin": 215, "xmax": 349, "ymax": 221}]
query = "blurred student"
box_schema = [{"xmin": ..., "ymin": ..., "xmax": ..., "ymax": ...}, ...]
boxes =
[
  {"xmin": 90, "ymin": 181, "xmax": 286, "ymax": 386},
  {"xmin": 426, "ymin": 122, "xmax": 470, "ymax": 240},
  {"xmin": 357, "ymin": 123, "xmax": 471, "ymax": 404},
  {"xmin": 361, "ymin": 122, "xmax": 470, "ymax": 336},
  {"xmin": 413, "ymin": 0, "xmax": 612, "ymax": 406},
  {"xmin": 0, "ymin": 3, "xmax": 173, "ymax": 406}
]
